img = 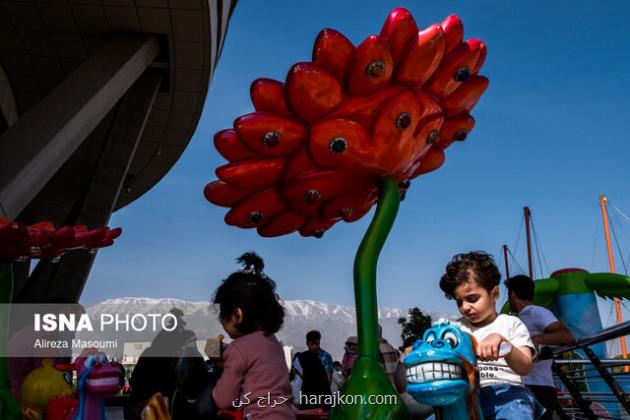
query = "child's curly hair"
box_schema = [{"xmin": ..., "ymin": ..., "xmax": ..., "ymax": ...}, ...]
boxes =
[
  {"xmin": 213, "ymin": 252, "xmax": 284, "ymax": 335},
  {"xmin": 439, "ymin": 251, "xmax": 501, "ymax": 299}
]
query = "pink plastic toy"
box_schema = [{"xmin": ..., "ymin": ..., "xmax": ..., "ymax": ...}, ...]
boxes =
[{"xmin": 56, "ymin": 351, "xmax": 123, "ymax": 420}]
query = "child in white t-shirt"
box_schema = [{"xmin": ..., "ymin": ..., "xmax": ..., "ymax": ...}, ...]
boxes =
[{"xmin": 439, "ymin": 251, "xmax": 542, "ymax": 419}]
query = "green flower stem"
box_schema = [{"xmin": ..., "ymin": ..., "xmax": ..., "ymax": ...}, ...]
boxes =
[
  {"xmin": 354, "ymin": 176, "xmax": 400, "ymax": 359},
  {"xmin": 330, "ymin": 176, "xmax": 407, "ymax": 419},
  {"xmin": 0, "ymin": 260, "xmax": 21, "ymax": 420}
]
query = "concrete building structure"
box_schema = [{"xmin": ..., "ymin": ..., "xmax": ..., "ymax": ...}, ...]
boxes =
[{"xmin": 0, "ymin": 0, "xmax": 237, "ymax": 302}]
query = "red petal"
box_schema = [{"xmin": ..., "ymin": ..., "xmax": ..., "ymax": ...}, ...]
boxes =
[
  {"xmin": 322, "ymin": 190, "xmax": 377, "ymax": 220},
  {"xmin": 413, "ymin": 90, "xmax": 443, "ymax": 121},
  {"xmin": 313, "ymin": 29, "xmax": 355, "ymax": 79},
  {"xmin": 257, "ymin": 210, "xmax": 307, "ymax": 237},
  {"xmin": 283, "ymin": 145, "xmax": 318, "ymax": 181},
  {"xmin": 282, "ymin": 170, "xmax": 373, "ymax": 217},
  {"xmin": 214, "ymin": 129, "xmax": 256, "ymax": 162},
  {"xmin": 442, "ymin": 75, "xmax": 489, "ymax": 116},
  {"xmin": 204, "ymin": 180, "xmax": 254, "ymax": 207},
  {"xmin": 328, "ymin": 85, "xmax": 404, "ymax": 129},
  {"xmin": 24, "ymin": 228, "xmax": 51, "ymax": 247},
  {"xmin": 370, "ymin": 90, "xmax": 424, "ymax": 173},
  {"xmin": 343, "ymin": 202, "xmax": 375, "ymax": 222},
  {"xmin": 225, "ymin": 188, "xmax": 285, "ymax": 228},
  {"xmin": 426, "ymin": 39, "xmax": 485, "ymax": 99},
  {"xmin": 105, "ymin": 227, "xmax": 122, "ymax": 240},
  {"xmin": 471, "ymin": 42, "xmax": 487, "ymax": 74},
  {"xmin": 394, "ymin": 24, "xmax": 445, "ymax": 86},
  {"xmin": 309, "ymin": 118, "xmax": 371, "ymax": 170},
  {"xmin": 380, "ymin": 7, "xmax": 418, "ymax": 62},
  {"xmin": 235, "ymin": 113, "xmax": 305, "ymax": 157},
  {"xmin": 299, "ymin": 218, "xmax": 339, "ymax": 238},
  {"xmin": 30, "ymin": 221, "xmax": 55, "ymax": 231},
  {"xmin": 441, "ymin": 14, "xmax": 463, "ymax": 56},
  {"xmin": 250, "ymin": 78, "xmax": 289, "ymax": 114},
  {"xmin": 346, "ymin": 35, "xmax": 393, "ymax": 96},
  {"xmin": 413, "ymin": 89, "xmax": 444, "ymax": 124},
  {"xmin": 412, "ymin": 112, "xmax": 444, "ymax": 151},
  {"xmin": 411, "ymin": 146, "xmax": 446, "ymax": 178},
  {"xmin": 286, "ymin": 62, "xmax": 344, "ymax": 122},
  {"xmin": 216, "ymin": 159, "xmax": 284, "ymax": 189},
  {"xmin": 0, "ymin": 217, "xmax": 11, "ymax": 228},
  {"xmin": 0, "ymin": 222, "xmax": 28, "ymax": 243},
  {"xmin": 76, "ymin": 228, "xmax": 107, "ymax": 247},
  {"xmin": 50, "ymin": 226, "xmax": 76, "ymax": 249},
  {"xmin": 439, "ymin": 113, "xmax": 475, "ymax": 148}
]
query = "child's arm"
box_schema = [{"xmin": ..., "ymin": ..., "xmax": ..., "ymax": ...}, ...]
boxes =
[
  {"xmin": 505, "ymin": 345, "xmax": 533, "ymax": 376},
  {"xmin": 212, "ymin": 345, "xmax": 246, "ymax": 409},
  {"xmin": 477, "ymin": 333, "xmax": 533, "ymax": 375}
]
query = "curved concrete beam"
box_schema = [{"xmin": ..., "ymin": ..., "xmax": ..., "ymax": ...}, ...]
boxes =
[
  {"xmin": 0, "ymin": 63, "xmax": 18, "ymax": 128},
  {"xmin": 0, "ymin": 35, "xmax": 159, "ymax": 219}
]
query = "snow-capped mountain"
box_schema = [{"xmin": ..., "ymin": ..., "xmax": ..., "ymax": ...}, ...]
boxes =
[{"xmin": 84, "ymin": 298, "xmax": 449, "ymax": 361}]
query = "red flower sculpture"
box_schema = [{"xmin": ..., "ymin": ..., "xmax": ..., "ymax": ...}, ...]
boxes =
[
  {"xmin": 204, "ymin": 8, "xmax": 488, "ymax": 238},
  {"xmin": 0, "ymin": 217, "xmax": 122, "ymax": 261}
]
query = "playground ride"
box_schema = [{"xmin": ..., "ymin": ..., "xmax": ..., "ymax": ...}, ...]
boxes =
[
  {"xmin": 502, "ymin": 268, "xmax": 630, "ymax": 359},
  {"xmin": 20, "ymin": 358, "xmax": 74, "ymax": 418},
  {"xmin": 404, "ymin": 320, "xmax": 482, "ymax": 419},
  {"xmin": 204, "ymin": 8, "xmax": 489, "ymax": 418},
  {"xmin": 0, "ymin": 218, "xmax": 121, "ymax": 420},
  {"xmin": 20, "ymin": 350, "xmax": 123, "ymax": 420},
  {"xmin": 55, "ymin": 351, "xmax": 124, "ymax": 420}
]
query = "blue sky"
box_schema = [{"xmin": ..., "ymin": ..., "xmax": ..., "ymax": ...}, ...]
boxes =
[{"xmin": 83, "ymin": 0, "xmax": 630, "ymax": 321}]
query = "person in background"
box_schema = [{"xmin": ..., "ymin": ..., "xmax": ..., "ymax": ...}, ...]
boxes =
[
  {"xmin": 289, "ymin": 353, "xmax": 303, "ymax": 407},
  {"xmin": 305, "ymin": 330, "xmax": 333, "ymax": 383},
  {"xmin": 330, "ymin": 361, "xmax": 345, "ymax": 393},
  {"xmin": 341, "ymin": 336, "xmax": 359, "ymax": 377},
  {"xmin": 400, "ymin": 335, "xmax": 419, "ymax": 354},
  {"xmin": 127, "ymin": 307, "xmax": 195, "ymax": 420},
  {"xmin": 295, "ymin": 349, "xmax": 330, "ymax": 410},
  {"xmin": 377, "ymin": 324, "xmax": 400, "ymax": 386},
  {"xmin": 506, "ymin": 274, "xmax": 575, "ymax": 420}
]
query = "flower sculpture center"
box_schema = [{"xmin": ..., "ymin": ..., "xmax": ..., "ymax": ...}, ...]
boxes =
[{"xmin": 205, "ymin": 8, "xmax": 488, "ymax": 238}]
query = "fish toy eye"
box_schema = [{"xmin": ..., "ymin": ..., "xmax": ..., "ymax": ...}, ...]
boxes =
[{"xmin": 442, "ymin": 330, "xmax": 459, "ymax": 348}]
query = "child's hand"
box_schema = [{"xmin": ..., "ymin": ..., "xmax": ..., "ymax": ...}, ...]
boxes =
[{"xmin": 477, "ymin": 333, "xmax": 510, "ymax": 361}]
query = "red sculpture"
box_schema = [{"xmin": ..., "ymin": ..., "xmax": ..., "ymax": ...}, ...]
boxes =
[
  {"xmin": 0, "ymin": 218, "xmax": 122, "ymax": 261},
  {"xmin": 204, "ymin": 8, "xmax": 488, "ymax": 239},
  {"xmin": 0, "ymin": 219, "xmax": 122, "ymax": 420}
]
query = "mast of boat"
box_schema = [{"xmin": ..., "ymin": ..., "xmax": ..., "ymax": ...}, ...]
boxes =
[
  {"xmin": 524, "ymin": 207, "xmax": 534, "ymax": 279},
  {"xmin": 503, "ymin": 244, "xmax": 510, "ymax": 280},
  {"xmin": 599, "ymin": 194, "xmax": 628, "ymax": 360}
]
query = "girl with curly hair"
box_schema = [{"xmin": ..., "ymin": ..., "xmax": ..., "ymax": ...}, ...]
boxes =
[{"xmin": 212, "ymin": 252, "xmax": 295, "ymax": 419}]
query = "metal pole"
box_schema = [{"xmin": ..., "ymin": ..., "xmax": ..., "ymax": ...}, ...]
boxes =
[
  {"xmin": 551, "ymin": 361, "xmax": 597, "ymax": 419},
  {"xmin": 503, "ymin": 244, "xmax": 510, "ymax": 280},
  {"xmin": 599, "ymin": 195, "xmax": 628, "ymax": 361},
  {"xmin": 584, "ymin": 346, "xmax": 630, "ymax": 414},
  {"xmin": 524, "ymin": 207, "xmax": 534, "ymax": 279}
]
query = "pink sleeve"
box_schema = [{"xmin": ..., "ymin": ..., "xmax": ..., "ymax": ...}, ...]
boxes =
[{"xmin": 212, "ymin": 343, "xmax": 247, "ymax": 409}]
